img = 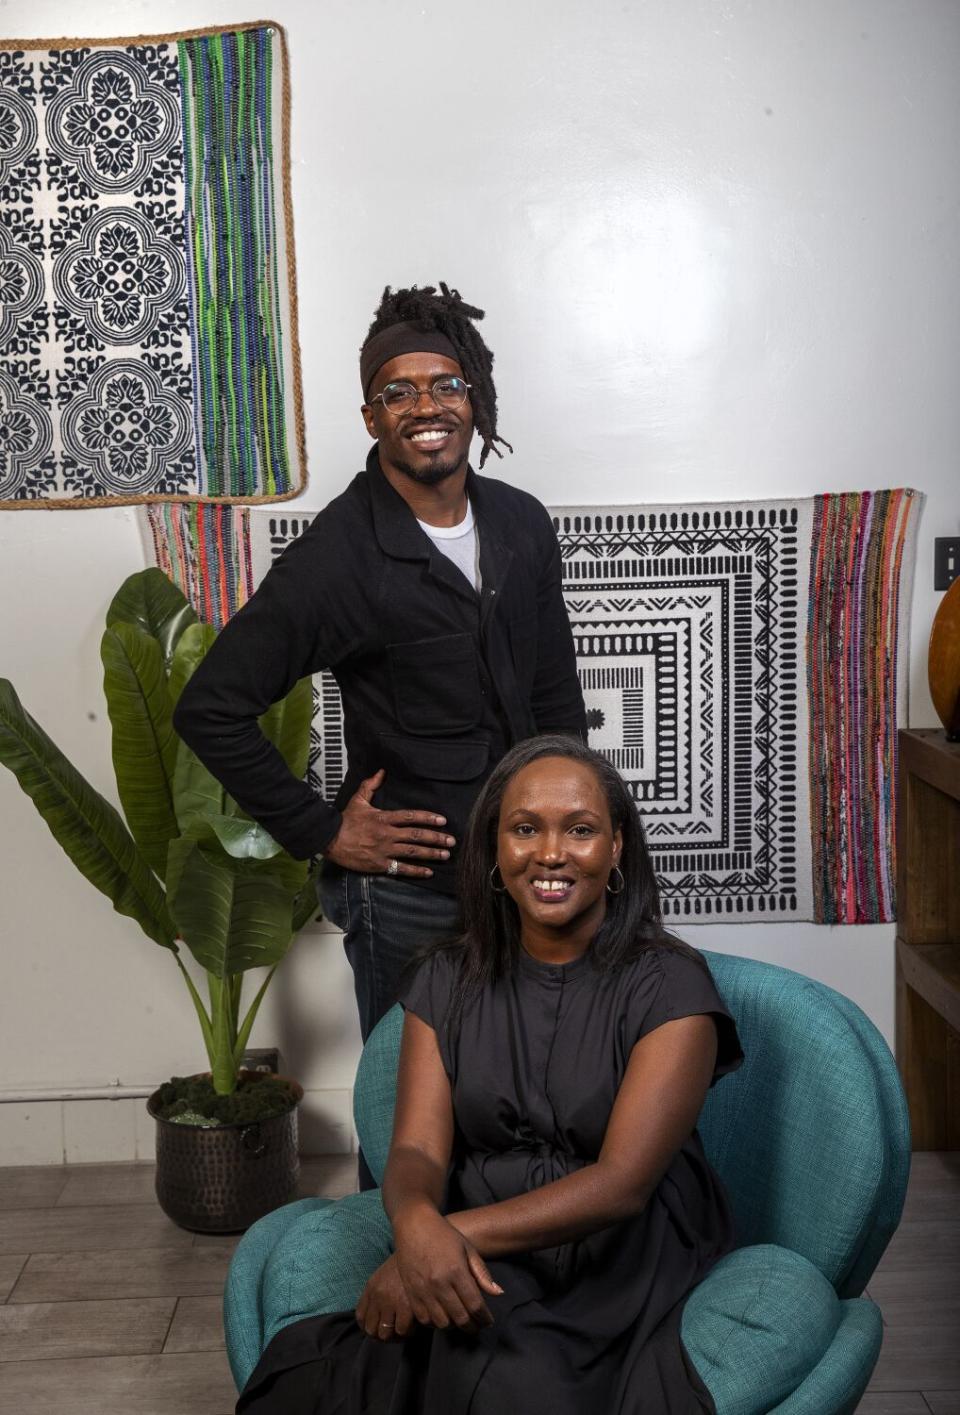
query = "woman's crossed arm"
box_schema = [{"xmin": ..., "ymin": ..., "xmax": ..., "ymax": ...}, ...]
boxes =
[{"xmin": 356, "ymin": 1007, "xmax": 717, "ymax": 1339}]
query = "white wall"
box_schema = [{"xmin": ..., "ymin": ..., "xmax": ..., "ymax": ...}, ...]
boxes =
[{"xmin": 2, "ymin": 0, "xmax": 958, "ymax": 1161}]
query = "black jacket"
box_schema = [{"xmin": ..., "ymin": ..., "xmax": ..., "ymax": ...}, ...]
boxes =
[{"xmin": 173, "ymin": 448, "xmax": 586, "ymax": 893}]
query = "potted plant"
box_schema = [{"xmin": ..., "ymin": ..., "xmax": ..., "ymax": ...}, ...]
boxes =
[{"xmin": 0, "ymin": 568, "xmax": 317, "ymax": 1232}]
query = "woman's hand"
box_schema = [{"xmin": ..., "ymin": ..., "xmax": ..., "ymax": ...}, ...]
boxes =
[
  {"xmin": 355, "ymin": 1254, "xmax": 415, "ymax": 1341},
  {"xmin": 393, "ymin": 1203, "xmax": 503, "ymax": 1334}
]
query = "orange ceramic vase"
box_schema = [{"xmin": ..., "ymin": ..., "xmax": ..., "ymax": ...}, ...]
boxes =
[{"xmin": 928, "ymin": 573, "xmax": 960, "ymax": 741}]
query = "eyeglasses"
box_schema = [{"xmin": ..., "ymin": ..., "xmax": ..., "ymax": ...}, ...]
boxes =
[{"xmin": 369, "ymin": 376, "xmax": 472, "ymax": 416}]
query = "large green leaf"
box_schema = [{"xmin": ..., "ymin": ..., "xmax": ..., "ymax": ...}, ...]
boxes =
[
  {"xmin": 101, "ymin": 622, "xmax": 178, "ymax": 877},
  {"xmin": 203, "ymin": 814, "xmax": 284, "ymax": 860},
  {"xmin": 177, "ymin": 812, "xmax": 284, "ymax": 860},
  {"xmin": 168, "ymin": 626, "xmax": 232, "ymax": 832},
  {"xmin": 260, "ymin": 675, "xmax": 313, "ymax": 779},
  {"xmin": 270, "ymin": 851, "xmax": 310, "ymax": 896},
  {"xmin": 166, "ymin": 837, "xmax": 296, "ymax": 978},
  {"xmin": 0, "ymin": 679, "xmax": 176, "ymax": 950},
  {"xmin": 106, "ymin": 568, "xmax": 197, "ymax": 673},
  {"xmin": 168, "ymin": 621, "xmax": 218, "ymax": 707},
  {"xmin": 172, "ymin": 739, "xmax": 231, "ymax": 830}
]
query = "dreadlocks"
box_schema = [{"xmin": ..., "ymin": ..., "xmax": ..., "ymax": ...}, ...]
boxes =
[{"xmin": 362, "ymin": 283, "xmax": 513, "ymax": 469}]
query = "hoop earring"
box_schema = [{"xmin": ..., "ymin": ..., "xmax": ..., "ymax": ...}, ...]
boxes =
[
  {"xmin": 606, "ymin": 865, "xmax": 625, "ymax": 896},
  {"xmin": 490, "ymin": 864, "xmax": 507, "ymax": 894}
]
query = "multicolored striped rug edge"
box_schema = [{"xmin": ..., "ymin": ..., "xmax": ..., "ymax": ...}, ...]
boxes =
[
  {"xmin": 145, "ymin": 501, "xmax": 252, "ymax": 629},
  {"xmin": 806, "ymin": 488, "xmax": 921, "ymax": 924}
]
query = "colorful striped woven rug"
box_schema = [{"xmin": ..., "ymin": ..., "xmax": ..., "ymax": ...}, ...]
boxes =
[
  {"xmin": 0, "ymin": 22, "xmax": 305, "ymax": 507},
  {"xmin": 142, "ymin": 487, "xmax": 921, "ymax": 925}
]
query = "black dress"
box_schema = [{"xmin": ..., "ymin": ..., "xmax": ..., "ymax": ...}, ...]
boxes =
[{"xmin": 238, "ymin": 942, "xmax": 744, "ymax": 1414}]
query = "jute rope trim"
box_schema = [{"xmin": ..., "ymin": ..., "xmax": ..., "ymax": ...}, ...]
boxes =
[{"xmin": 0, "ymin": 19, "xmax": 309, "ymax": 511}]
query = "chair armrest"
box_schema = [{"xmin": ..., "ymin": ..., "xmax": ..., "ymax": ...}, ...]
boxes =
[
  {"xmin": 764, "ymin": 1298, "xmax": 883, "ymax": 1415},
  {"xmin": 224, "ymin": 1197, "xmax": 334, "ymax": 1392},
  {"xmin": 681, "ymin": 1245, "xmax": 880, "ymax": 1415},
  {"xmin": 260, "ymin": 1189, "xmax": 393, "ymax": 1348}
]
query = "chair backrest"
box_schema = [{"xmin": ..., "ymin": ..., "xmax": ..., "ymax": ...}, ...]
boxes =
[
  {"xmin": 354, "ymin": 1006, "xmax": 404, "ymax": 1185},
  {"xmin": 695, "ymin": 950, "xmax": 909, "ymax": 1296},
  {"xmin": 354, "ymin": 951, "xmax": 910, "ymax": 1295}
]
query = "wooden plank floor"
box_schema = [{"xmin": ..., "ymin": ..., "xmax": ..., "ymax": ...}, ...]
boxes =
[
  {"xmin": 860, "ymin": 1151, "xmax": 960, "ymax": 1414},
  {"xmin": 0, "ymin": 1155, "xmax": 356, "ymax": 1414},
  {"xmin": 0, "ymin": 1150, "xmax": 955, "ymax": 1412}
]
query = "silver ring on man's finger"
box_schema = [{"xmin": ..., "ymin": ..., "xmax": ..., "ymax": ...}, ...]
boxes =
[{"xmin": 387, "ymin": 858, "xmax": 399, "ymax": 876}]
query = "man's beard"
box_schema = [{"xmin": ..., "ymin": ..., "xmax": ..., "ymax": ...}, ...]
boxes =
[{"xmin": 392, "ymin": 451, "xmax": 466, "ymax": 486}]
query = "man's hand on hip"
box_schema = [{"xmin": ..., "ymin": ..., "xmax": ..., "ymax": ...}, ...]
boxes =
[{"xmin": 324, "ymin": 769, "xmax": 456, "ymax": 878}]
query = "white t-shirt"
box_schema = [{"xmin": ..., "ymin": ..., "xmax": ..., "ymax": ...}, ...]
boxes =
[{"xmin": 416, "ymin": 499, "xmax": 481, "ymax": 593}]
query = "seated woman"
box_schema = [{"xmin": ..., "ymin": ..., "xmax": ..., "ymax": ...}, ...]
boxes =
[{"xmin": 238, "ymin": 735, "xmax": 744, "ymax": 1414}]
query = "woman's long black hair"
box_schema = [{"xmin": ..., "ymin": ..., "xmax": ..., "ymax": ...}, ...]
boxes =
[{"xmin": 432, "ymin": 735, "xmax": 706, "ymax": 1026}]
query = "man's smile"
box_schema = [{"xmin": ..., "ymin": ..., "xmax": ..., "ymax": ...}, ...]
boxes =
[
  {"xmin": 405, "ymin": 424, "xmax": 457, "ymax": 450},
  {"xmin": 410, "ymin": 430, "xmax": 452, "ymax": 444}
]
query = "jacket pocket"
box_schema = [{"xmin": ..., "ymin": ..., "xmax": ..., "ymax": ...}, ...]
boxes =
[
  {"xmin": 388, "ymin": 632, "xmax": 482, "ymax": 735},
  {"xmin": 379, "ymin": 733, "xmax": 489, "ymax": 782},
  {"xmin": 508, "ymin": 611, "xmax": 538, "ymax": 696}
]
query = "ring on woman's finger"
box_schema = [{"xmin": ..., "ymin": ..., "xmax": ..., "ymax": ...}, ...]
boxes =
[
  {"xmin": 386, "ymin": 859, "xmax": 399, "ymax": 876},
  {"xmin": 379, "ymin": 1320, "xmax": 395, "ymax": 1330}
]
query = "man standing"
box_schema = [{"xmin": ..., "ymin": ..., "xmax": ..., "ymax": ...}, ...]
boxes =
[{"xmin": 174, "ymin": 282, "xmax": 586, "ymax": 1052}]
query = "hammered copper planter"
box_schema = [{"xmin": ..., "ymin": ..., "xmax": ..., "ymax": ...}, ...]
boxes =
[{"xmin": 147, "ymin": 1072, "xmax": 303, "ymax": 1233}]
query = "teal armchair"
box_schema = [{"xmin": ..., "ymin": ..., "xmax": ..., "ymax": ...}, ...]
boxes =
[{"xmin": 224, "ymin": 952, "xmax": 910, "ymax": 1414}]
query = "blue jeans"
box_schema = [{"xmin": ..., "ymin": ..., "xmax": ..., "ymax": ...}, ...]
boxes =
[{"xmin": 317, "ymin": 865, "xmax": 459, "ymax": 1044}]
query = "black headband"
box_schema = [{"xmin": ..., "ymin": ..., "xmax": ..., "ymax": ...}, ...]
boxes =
[{"xmin": 360, "ymin": 321, "xmax": 460, "ymax": 400}]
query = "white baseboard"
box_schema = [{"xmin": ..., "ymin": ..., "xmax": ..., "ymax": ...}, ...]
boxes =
[{"xmin": 0, "ymin": 1088, "xmax": 356, "ymax": 1166}]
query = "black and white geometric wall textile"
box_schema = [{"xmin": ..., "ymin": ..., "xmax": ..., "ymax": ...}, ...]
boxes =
[
  {"xmin": 145, "ymin": 486, "xmax": 922, "ymax": 924},
  {"xmin": 252, "ymin": 501, "xmax": 815, "ymax": 922},
  {"xmin": 552, "ymin": 504, "xmax": 810, "ymax": 921}
]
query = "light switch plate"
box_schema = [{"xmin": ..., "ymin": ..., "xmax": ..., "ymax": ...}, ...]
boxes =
[{"xmin": 934, "ymin": 538, "xmax": 960, "ymax": 592}]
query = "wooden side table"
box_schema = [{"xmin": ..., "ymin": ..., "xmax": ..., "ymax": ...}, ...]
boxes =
[{"xmin": 896, "ymin": 728, "xmax": 960, "ymax": 1149}]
